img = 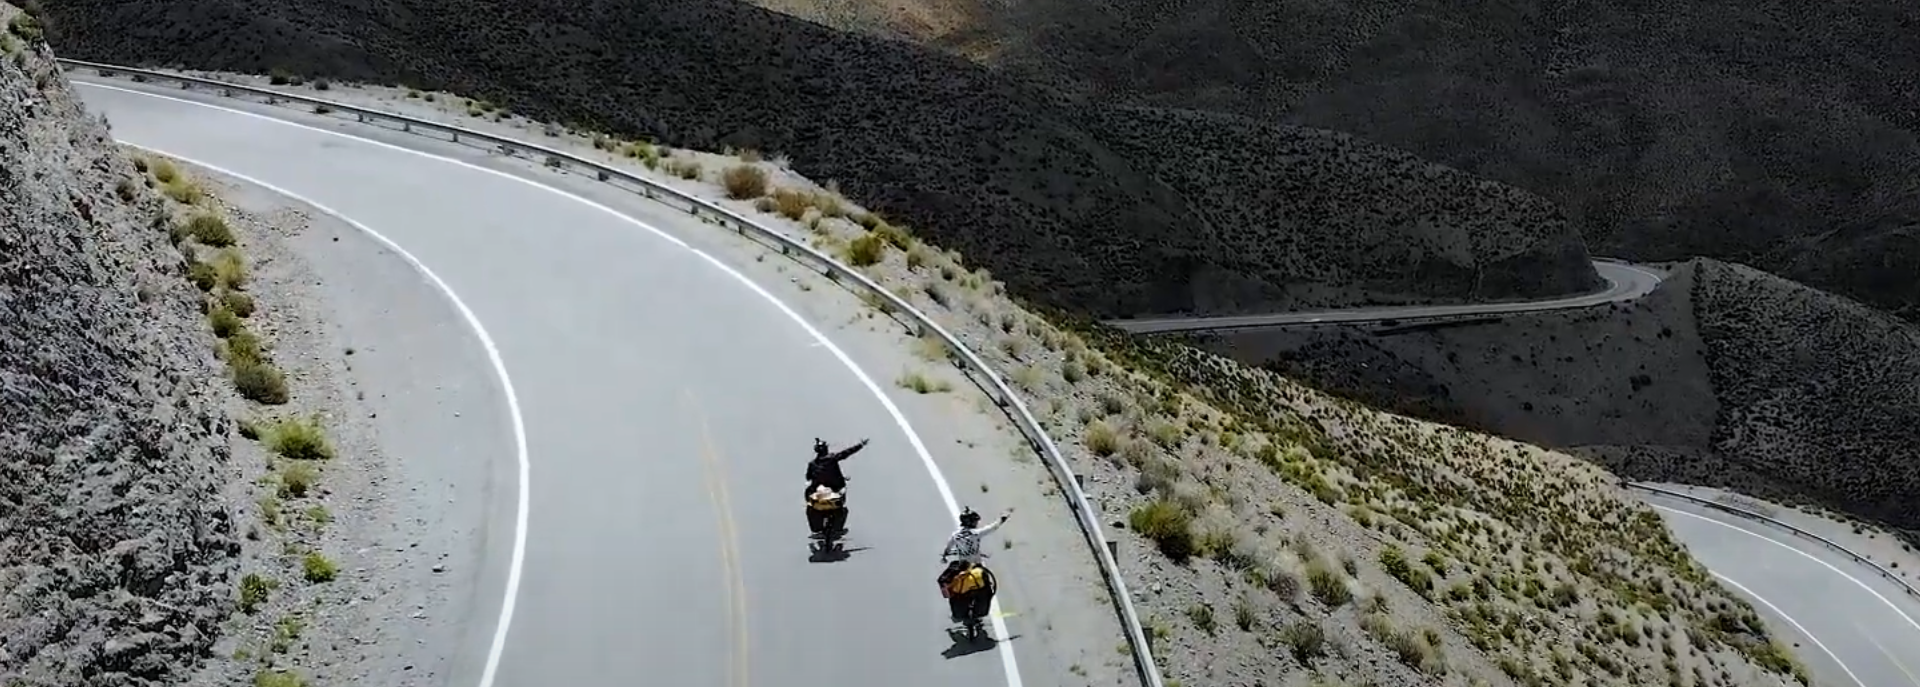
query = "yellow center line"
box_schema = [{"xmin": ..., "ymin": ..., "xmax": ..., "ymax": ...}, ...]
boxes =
[
  {"xmin": 684, "ymin": 389, "xmax": 750, "ymax": 687},
  {"xmin": 1852, "ymin": 616, "xmax": 1920, "ymax": 686}
]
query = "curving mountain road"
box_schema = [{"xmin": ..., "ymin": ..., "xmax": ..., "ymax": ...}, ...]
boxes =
[
  {"xmin": 73, "ymin": 78, "xmax": 1024, "ymax": 687},
  {"xmin": 1642, "ymin": 492, "xmax": 1920, "ymax": 687},
  {"xmin": 66, "ymin": 66, "xmax": 1919, "ymax": 687},
  {"xmin": 1106, "ymin": 260, "xmax": 1665, "ymax": 333}
]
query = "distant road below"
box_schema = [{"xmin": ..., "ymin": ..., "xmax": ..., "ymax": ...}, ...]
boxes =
[{"xmin": 1105, "ymin": 260, "xmax": 1664, "ymax": 334}]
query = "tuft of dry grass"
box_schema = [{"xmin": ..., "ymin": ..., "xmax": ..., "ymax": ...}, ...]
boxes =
[{"xmin": 721, "ymin": 163, "xmax": 768, "ymax": 199}]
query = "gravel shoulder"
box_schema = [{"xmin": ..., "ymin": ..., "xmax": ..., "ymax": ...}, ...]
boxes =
[{"xmin": 169, "ymin": 164, "xmax": 515, "ymax": 687}]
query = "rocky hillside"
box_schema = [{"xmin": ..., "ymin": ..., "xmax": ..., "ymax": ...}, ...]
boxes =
[
  {"xmin": 0, "ymin": 6, "xmax": 238, "ymax": 683},
  {"xmin": 27, "ymin": 0, "xmax": 1600, "ymax": 318},
  {"xmin": 1200, "ymin": 258, "xmax": 1920, "ymax": 544},
  {"xmin": 740, "ymin": 0, "xmax": 1920, "ymax": 324}
]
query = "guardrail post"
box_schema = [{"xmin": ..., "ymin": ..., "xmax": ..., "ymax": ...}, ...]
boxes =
[
  {"xmin": 402, "ymin": 122, "xmax": 410, "ymax": 132},
  {"xmin": 1106, "ymin": 540, "xmax": 1119, "ymax": 559},
  {"xmin": 356, "ymin": 113, "xmax": 366, "ymax": 123},
  {"xmin": 596, "ymin": 170, "xmax": 609, "ymax": 182}
]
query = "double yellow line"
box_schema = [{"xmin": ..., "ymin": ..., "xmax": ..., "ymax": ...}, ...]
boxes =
[{"xmin": 685, "ymin": 389, "xmax": 750, "ymax": 687}]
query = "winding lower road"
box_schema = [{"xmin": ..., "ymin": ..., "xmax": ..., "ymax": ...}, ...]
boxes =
[
  {"xmin": 1107, "ymin": 260, "xmax": 1665, "ymax": 333},
  {"xmin": 73, "ymin": 78, "xmax": 1022, "ymax": 687},
  {"xmin": 1641, "ymin": 492, "xmax": 1920, "ymax": 687}
]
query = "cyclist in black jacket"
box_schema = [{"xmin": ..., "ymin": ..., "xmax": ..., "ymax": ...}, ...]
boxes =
[{"xmin": 803, "ymin": 437, "xmax": 868, "ymax": 498}]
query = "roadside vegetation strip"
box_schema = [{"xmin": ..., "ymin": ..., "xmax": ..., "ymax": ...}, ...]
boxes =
[
  {"xmin": 135, "ymin": 152, "xmax": 339, "ymax": 687},
  {"xmin": 81, "ymin": 66, "xmax": 1812, "ymax": 686}
]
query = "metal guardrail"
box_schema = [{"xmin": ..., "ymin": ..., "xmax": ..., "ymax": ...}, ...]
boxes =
[
  {"xmin": 1627, "ymin": 482, "xmax": 1920, "ymax": 599},
  {"xmin": 57, "ymin": 58, "xmax": 1165, "ymax": 687}
]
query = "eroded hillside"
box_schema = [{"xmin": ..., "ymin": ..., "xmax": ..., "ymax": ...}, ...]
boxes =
[
  {"xmin": 0, "ymin": 6, "xmax": 237, "ymax": 683},
  {"xmin": 30, "ymin": 0, "xmax": 1600, "ymax": 318}
]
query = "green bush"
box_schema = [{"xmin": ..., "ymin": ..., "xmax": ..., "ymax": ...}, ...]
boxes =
[
  {"xmin": 233, "ymin": 361, "xmax": 289, "ymax": 404},
  {"xmin": 209, "ymin": 306, "xmax": 243, "ymax": 338},
  {"xmin": 265, "ymin": 416, "xmax": 334, "ymax": 461},
  {"xmin": 845, "ymin": 234, "xmax": 887, "ymax": 267},
  {"xmin": 1306, "ymin": 561, "xmax": 1352, "ymax": 606},
  {"xmin": 225, "ymin": 330, "xmax": 267, "ymax": 367},
  {"xmin": 186, "ymin": 261, "xmax": 218, "ymax": 291},
  {"xmin": 238, "ymin": 573, "xmax": 276, "ymax": 614},
  {"xmin": 1129, "ymin": 498, "xmax": 1194, "ymax": 562},
  {"xmin": 8, "ymin": 14, "xmax": 43, "ymax": 43},
  {"xmin": 278, "ymin": 461, "xmax": 319, "ymax": 498},
  {"xmin": 185, "ymin": 213, "xmax": 235, "ymax": 247},
  {"xmin": 1279, "ymin": 620, "xmax": 1327, "ymax": 663},
  {"xmin": 222, "ymin": 291, "xmax": 257, "ymax": 318},
  {"xmin": 301, "ymin": 552, "xmax": 338, "ymax": 583},
  {"xmin": 1380, "ymin": 544, "xmax": 1433, "ymax": 594}
]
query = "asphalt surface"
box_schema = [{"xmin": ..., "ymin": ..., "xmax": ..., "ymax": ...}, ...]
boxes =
[
  {"xmin": 75, "ymin": 78, "xmax": 1023, "ymax": 687},
  {"xmin": 1643, "ymin": 492, "xmax": 1920, "ymax": 687},
  {"xmin": 1107, "ymin": 260, "xmax": 1665, "ymax": 333}
]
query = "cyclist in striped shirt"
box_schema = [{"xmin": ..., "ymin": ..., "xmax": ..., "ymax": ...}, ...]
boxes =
[{"xmin": 941, "ymin": 507, "xmax": 1012, "ymax": 564}]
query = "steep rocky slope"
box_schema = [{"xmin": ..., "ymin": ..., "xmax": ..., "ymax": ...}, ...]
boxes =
[
  {"xmin": 29, "ymin": 0, "xmax": 1599, "ymax": 318},
  {"xmin": 1203, "ymin": 258, "xmax": 1920, "ymax": 544},
  {"xmin": 741, "ymin": 0, "xmax": 1920, "ymax": 324},
  {"xmin": 0, "ymin": 7, "xmax": 237, "ymax": 683}
]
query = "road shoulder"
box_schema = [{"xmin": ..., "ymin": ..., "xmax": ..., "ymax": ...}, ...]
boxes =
[{"xmin": 181, "ymin": 166, "xmax": 519, "ymax": 687}]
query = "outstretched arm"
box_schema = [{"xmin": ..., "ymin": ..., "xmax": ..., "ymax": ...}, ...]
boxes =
[
  {"xmin": 828, "ymin": 438, "xmax": 870, "ymax": 462},
  {"xmin": 972, "ymin": 512, "xmax": 1011, "ymax": 536}
]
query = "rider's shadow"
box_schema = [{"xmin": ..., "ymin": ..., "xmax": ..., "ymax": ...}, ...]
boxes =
[
  {"xmin": 807, "ymin": 542, "xmax": 868, "ymax": 563},
  {"xmin": 940, "ymin": 629, "xmax": 1015, "ymax": 659}
]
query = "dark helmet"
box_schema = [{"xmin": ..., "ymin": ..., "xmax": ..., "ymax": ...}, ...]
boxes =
[
  {"xmin": 813, "ymin": 438, "xmax": 829, "ymax": 458},
  {"xmin": 959, "ymin": 507, "xmax": 982, "ymax": 528}
]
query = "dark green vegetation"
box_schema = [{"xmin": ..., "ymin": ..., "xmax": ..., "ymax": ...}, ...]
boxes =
[
  {"xmin": 751, "ymin": 0, "xmax": 1920, "ymax": 324},
  {"xmin": 34, "ymin": 0, "xmax": 1600, "ymax": 318}
]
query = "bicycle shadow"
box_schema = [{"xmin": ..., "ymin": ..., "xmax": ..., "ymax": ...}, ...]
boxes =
[{"xmin": 941, "ymin": 627, "xmax": 1019, "ymax": 659}]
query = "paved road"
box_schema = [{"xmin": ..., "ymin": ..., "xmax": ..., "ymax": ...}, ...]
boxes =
[
  {"xmin": 1643, "ymin": 493, "xmax": 1920, "ymax": 687},
  {"xmin": 1106, "ymin": 260, "xmax": 1665, "ymax": 333},
  {"xmin": 75, "ymin": 79, "xmax": 1023, "ymax": 687}
]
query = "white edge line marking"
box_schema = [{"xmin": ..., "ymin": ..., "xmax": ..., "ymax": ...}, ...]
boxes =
[
  {"xmin": 110, "ymin": 140, "xmax": 535, "ymax": 687},
  {"xmin": 1652, "ymin": 503, "xmax": 1920, "ymax": 634},
  {"xmin": 81, "ymin": 80, "xmax": 1026, "ymax": 687},
  {"xmin": 1708, "ymin": 570, "xmax": 1865, "ymax": 687}
]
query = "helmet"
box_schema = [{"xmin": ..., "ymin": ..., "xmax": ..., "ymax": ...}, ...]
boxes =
[
  {"xmin": 958, "ymin": 507, "xmax": 982, "ymax": 528},
  {"xmin": 813, "ymin": 438, "xmax": 829, "ymax": 458}
]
